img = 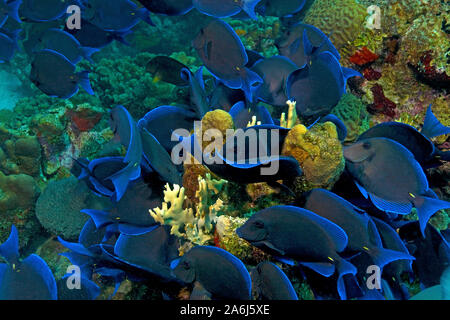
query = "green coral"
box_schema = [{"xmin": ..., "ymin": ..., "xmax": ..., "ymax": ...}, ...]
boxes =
[{"xmin": 331, "ymin": 93, "xmax": 370, "ymax": 142}]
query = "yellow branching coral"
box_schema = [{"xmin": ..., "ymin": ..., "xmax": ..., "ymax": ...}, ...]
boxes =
[
  {"xmin": 280, "ymin": 100, "xmax": 298, "ymax": 129},
  {"xmin": 149, "ymin": 184, "xmax": 194, "ymax": 237},
  {"xmin": 149, "ymin": 173, "xmax": 226, "ymax": 245},
  {"xmin": 246, "ymin": 116, "xmax": 261, "ymax": 128}
]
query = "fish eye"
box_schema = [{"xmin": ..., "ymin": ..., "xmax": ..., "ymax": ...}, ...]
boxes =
[
  {"xmin": 182, "ymin": 261, "xmax": 190, "ymax": 270},
  {"xmin": 253, "ymin": 220, "xmax": 264, "ymax": 228},
  {"xmin": 362, "ymin": 142, "xmax": 371, "ymax": 149}
]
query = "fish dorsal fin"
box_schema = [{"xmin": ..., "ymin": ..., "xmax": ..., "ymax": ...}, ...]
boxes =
[
  {"xmin": 0, "ymin": 225, "xmax": 19, "ymax": 264},
  {"xmin": 299, "ymin": 261, "xmax": 336, "ymax": 277},
  {"xmin": 421, "ymin": 104, "xmax": 450, "ymax": 138}
]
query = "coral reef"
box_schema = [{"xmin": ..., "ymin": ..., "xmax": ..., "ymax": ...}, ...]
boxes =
[
  {"xmin": 282, "ymin": 122, "xmax": 345, "ymax": 193},
  {"xmin": 150, "ymin": 173, "xmax": 226, "ymax": 245},
  {"xmin": 303, "ymin": 0, "xmax": 368, "ymax": 52},
  {"xmin": 331, "ymin": 93, "xmax": 370, "ymax": 142},
  {"xmin": 0, "ymin": 172, "xmax": 39, "ymax": 212},
  {"xmin": 35, "ymin": 177, "xmax": 110, "ymax": 240}
]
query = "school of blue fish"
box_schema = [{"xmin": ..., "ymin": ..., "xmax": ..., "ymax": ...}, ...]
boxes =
[{"xmin": 0, "ymin": 0, "xmax": 449, "ymax": 300}]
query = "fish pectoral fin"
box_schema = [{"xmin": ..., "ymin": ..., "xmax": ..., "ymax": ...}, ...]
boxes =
[
  {"xmin": 190, "ymin": 281, "xmax": 212, "ymax": 300},
  {"xmin": 299, "ymin": 261, "xmax": 336, "ymax": 277},
  {"xmin": 256, "ymin": 241, "xmax": 285, "ymax": 255}
]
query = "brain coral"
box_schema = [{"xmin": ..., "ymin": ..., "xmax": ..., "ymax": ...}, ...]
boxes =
[
  {"xmin": 36, "ymin": 176, "xmax": 110, "ymax": 240},
  {"xmin": 303, "ymin": 0, "xmax": 368, "ymax": 51}
]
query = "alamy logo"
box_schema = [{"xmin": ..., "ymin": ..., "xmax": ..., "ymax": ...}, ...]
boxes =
[
  {"xmin": 366, "ymin": 265, "xmax": 381, "ymax": 290},
  {"xmin": 170, "ymin": 121, "xmax": 281, "ymax": 176},
  {"xmin": 366, "ymin": 5, "xmax": 381, "ymax": 30},
  {"xmin": 66, "ymin": 5, "xmax": 81, "ymax": 30},
  {"xmin": 66, "ymin": 265, "xmax": 81, "ymax": 290}
]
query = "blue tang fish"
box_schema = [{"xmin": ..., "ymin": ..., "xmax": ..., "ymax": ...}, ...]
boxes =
[
  {"xmin": 82, "ymin": 178, "xmax": 161, "ymax": 237},
  {"xmin": 65, "ymin": 19, "xmax": 131, "ymax": 49},
  {"xmin": 180, "ymin": 66, "xmax": 210, "ymax": 118},
  {"xmin": 0, "ymin": 226, "xmax": 57, "ymax": 300},
  {"xmin": 344, "ymin": 137, "xmax": 450, "ymax": 237},
  {"xmin": 0, "ymin": 0, "xmax": 21, "ymax": 27},
  {"xmin": 107, "ymin": 225, "xmax": 180, "ymax": 281},
  {"xmin": 229, "ymin": 101, "xmax": 274, "ymax": 128},
  {"xmin": 236, "ymin": 205, "xmax": 357, "ymax": 300},
  {"xmin": 20, "ymin": 0, "xmax": 79, "ymax": 22},
  {"xmin": 251, "ymin": 261, "xmax": 298, "ymax": 300},
  {"xmin": 108, "ymin": 105, "xmax": 143, "ymax": 201},
  {"xmin": 138, "ymin": 105, "xmax": 198, "ymax": 153},
  {"xmin": 192, "ymin": 19, "xmax": 263, "ymax": 102},
  {"xmin": 171, "ymin": 245, "xmax": 252, "ymax": 300},
  {"xmin": 30, "ymin": 49, "xmax": 94, "ymax": 98},
  {"xmin": 276, "ymin": 23, "xmax": 340, "ymax": 67},
  {"xmin": 83, "ymin": 0, "xmax": 154, "ymax": 32},
  {"xmin": 399, "ymin": 221, "xmax": 450, "ymax": 288},
  {"xmin": 137, "ymin": 0, "xmax": 194, "ymax": 16},
  {"xmin": 257, "ymin": 0, "xmax": 305, "ymax": 17},
  {"xmin": 304, "ymin": 189, "xmax": 414, "ymax": 270},
  {"xmin": 0, "ymin": 29, "xmax": 19, "ymax": 62},
  {"xmin": 193, "ymin": 0, "xmax": 261, "ymax": 20},
  {"xmin": 36, "ymin": 28, "xmax": 99, "ymax": 64},
  {"xmin": 357, "ymin": 105, "xmax": 450, "ymax": 167},
  {"xmin": 210, "ymin": 83, "xmax": 245, "ymax": 112},
  {"xmin": 57, "ymin": 273, "xmax": 100, "ymax": 300},
  {"xmin": 286, "ymin": 51, "xmax": 361, "ymax": 119},
  {"xmin": 140, "ymin": 127, "xmax": 183, "ymax": 185},
  {"xmin": 372, "ymin": 217, "xmax": 414, "ymax": 300},
  {"xmin": 250, "ymin": 55, "xmax": 298, "ymax": 107},
  {"xmin": 74, "ymin": 156, "xmax": 130, "ymax": 198}
]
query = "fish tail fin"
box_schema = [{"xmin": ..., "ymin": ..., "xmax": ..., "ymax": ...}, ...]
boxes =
[
  {"xmin": 421, "ymin": 104, "xmax": 450, "ymax": 138},
  {"xmin": 0, "ymin": 225, "xmax": 19, "ymax": 264},
  {"xmin": 138, "ymin": 8, "xmax": 155, "ymax": 26},
  {"xmin": 95, "ymin": 267, "xmax": 126, "ymax": 299},
  {"xmin": 80, "ymin": 47, "xmax": 99, "ymax": 63},
  {"xmin": 107, "ymin": 163, "xmax": 141, "ymax": 201},
  {"xmin": 80, "ymin": 209, "xmax": 111, "ymax": 229},
  {"xmin": 367, "ymin": 246, "xmax": 415, "ymax": 270},
  {"xmin": 412, "ymin": 195, "xmax": 450, "ymax": 237},
  {"xmin": 77, "ymin": 71, "xmax": 95, "ymax": 95},
  {"xmin": 336, "ymin": 258, "xmax": 357, "ymax": 300},
  {"xmin": 7, "ymin": 0, "xmax": 22, "ymax": 24},
  {"xmin": 241, "ymin": 67, "xmax": 262, "ymax": 102},
  {"xmin": 241, "ymin": 0, "xmax": 261, "ymax": 20}
]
